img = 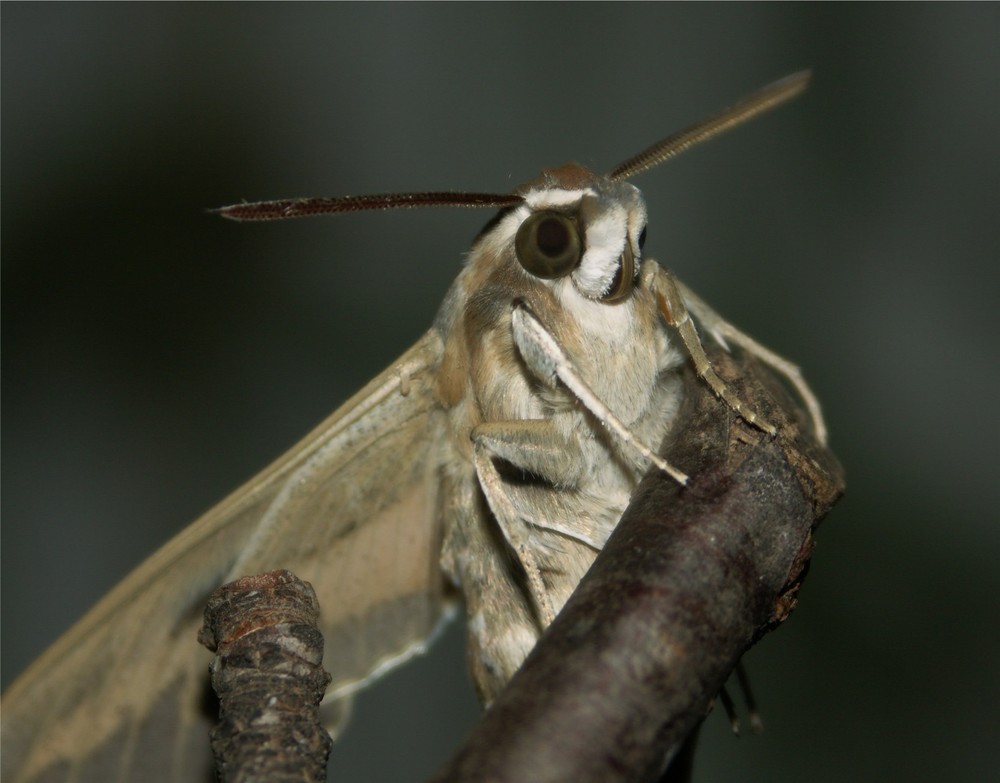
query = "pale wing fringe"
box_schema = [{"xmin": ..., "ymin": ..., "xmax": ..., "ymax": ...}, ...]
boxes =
[{"xmin": 2, "ymin": 330, "xmax": 449, "ymax": 783}]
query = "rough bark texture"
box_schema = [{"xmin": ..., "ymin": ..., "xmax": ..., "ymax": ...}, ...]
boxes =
[
  {"xmin": 426, "ymin": 345, "xmax": 844, "ymax": 783},
  {"xmin": 199, "ymin": 570, "xmax": 332, "ymax": 783}
]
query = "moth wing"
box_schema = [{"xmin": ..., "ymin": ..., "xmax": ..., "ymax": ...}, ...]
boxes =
[{"xmin": 2, "ymin": 330, "xmax": 451, "ymax": 783}]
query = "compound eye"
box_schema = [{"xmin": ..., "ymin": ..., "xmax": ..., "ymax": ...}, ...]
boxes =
[{"xmin": 514, "ymin": 211, "xmax": 583, "ymax": 279}]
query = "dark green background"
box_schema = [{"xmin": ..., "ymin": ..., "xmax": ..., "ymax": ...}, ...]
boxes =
[{"xmin": 4, "ymin": 4, "xmax": 998, "ymax": 781}]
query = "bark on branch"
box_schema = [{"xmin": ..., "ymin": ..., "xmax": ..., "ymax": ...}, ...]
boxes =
[{"xmin": 199, "ymin": 571, "xmax": 333, "ymax": 783}]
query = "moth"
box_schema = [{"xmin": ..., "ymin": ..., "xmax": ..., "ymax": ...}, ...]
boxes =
[{"xmin": 2, "ymin": 72, "xmax": 826, "ymax": 783}]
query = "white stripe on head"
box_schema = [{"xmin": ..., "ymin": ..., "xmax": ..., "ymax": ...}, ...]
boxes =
[
  {"xmin": 524, "ymin": 188, "xmax": 592, "ymax": 210},
  {"xmin": 576, "ymin": 201, "xmax": 629, "ymax": 297}
]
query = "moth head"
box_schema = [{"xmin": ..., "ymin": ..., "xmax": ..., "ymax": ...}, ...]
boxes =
[{"xmin": 512, "ymin": 164, "xmax": 647, "ymax": 303}]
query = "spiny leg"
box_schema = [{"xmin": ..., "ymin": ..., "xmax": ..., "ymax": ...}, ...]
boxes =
[
  {"xmin": 511, "ymin": 304, "xmax": 689, "ymax": 485},
  {"xmin": 675, "ymin": 279, "xmax": 828, "ymax": 445},
  {"xmin": 472, "ymin": 420, "xmax": 608, "ymax": 552},
  {"xmin": 472, "ymin": 420, "xmax": 583, "ymax": 488},
  {"xmin": 651, "ymin": 266, "xmax": 777, "ymax": 437},
  {"xmin": 473, "ymin": 443, "xmax": 557, "ymax": 628}
]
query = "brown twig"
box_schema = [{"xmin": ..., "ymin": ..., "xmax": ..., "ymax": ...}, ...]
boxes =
[{"xmin": 198, "ymin": 570, "xmax": 333, "ymax": 783}]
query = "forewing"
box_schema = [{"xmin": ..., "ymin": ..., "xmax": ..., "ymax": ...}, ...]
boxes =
[{"xmin": 1, "ymin": 330, "xmax": 450, "ymax": 783}]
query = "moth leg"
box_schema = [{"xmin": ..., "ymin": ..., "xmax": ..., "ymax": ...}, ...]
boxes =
[
  {"xmin": 511, "ymin": 304, "xmax": 689, "ymax": 484},
  {"xmin": 472, "ymin": 420, "xmax": 609, "ymax": 551},
  {"xmin": 472, "ymin": 441, "xmax": 558, "ymax": 627},
  {"xmin": 674, "ymin": 279, "xmax": 828, "ymax": 445},
  {"xmin": 649, "ymin": 265, "xmax": 777, "ymax": 437},
  {"xmin": 472, "ymin": 420, "xmax": 583, "ymax": 488}
]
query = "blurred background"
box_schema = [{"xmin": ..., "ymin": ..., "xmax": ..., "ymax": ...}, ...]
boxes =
[{"xmin": 3, "ymin": 5, "xmax": 998, "ymax": 781}]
